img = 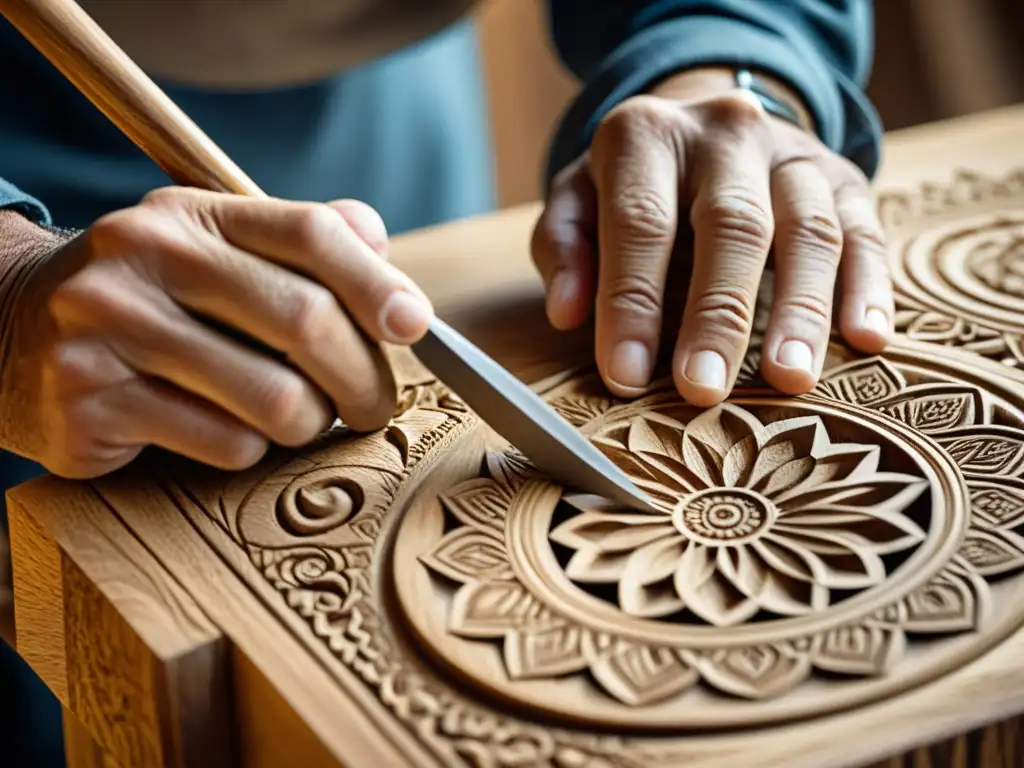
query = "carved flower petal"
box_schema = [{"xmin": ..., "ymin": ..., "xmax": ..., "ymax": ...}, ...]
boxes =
[
  {"xmin": 774, "ymin": 473, "xmax": 928, "ymax": 513},
  {"xmin": 969, "ymin": 480, "xmax": 1024, "ymax": 529},
  {"xmin": 674, "ymin": 544, "xmax": 760, "ymax": 627},
  {"xmin": 695, "ymin": 643, "xmax": 813, "ymax": 699},
  {"xmin": 780, "ymin": 504, "xmax": 926, "ymax": 555},
  {"xmin": 449, "ymin": 581, "xmax": 553, "ymax": 638},
  {"xmin": 765, "ymin": 527, "xmax": 888, "ymax": 590},
  {"xmin": 765, "ymin": 444, "xmax": 881, "ymax": 500},
  {"xmin": 717, "ymin": 546, "xmax": 823, "ymax": 616},
  {"xmin": 592, "ymin": 437, "xmax": 662, "ymax": 481},
  {"xmin": 619, "ymin": 537, "xmax": 689, "ymax": 617},
  {"xmin": 814, "ymin": 623, "xmax": 906, "ymax": 676},
  {"xmin": 441, "ymin": 478, "xmax": 511, "ymax": 536},
  {"xmin": 420, "ymin": 527, "xmax": 513, "ymax": 583},
  {"xmin": 551, "ymin": 508, "xmax": 674, "ymax": 553},
  {"xmin": 633, "ymin": 452, "xmax": 705, "ymax": 496},
  {"xmin": 626, "ymin": 415, "xmax": 686, "ymax": 462},
  {"xmin": 818, "ymin": 357, "xmax": 906, "ymax": 405},
  {"xmin": 504, "ymin": 626, "xmax": 588, "ymax": 679},
  {"xmin": 585, "ymin": 640, "xmax": 699, "ymax": 706},
  {"xmin": 682, "ymin": 405, "xmax": 765, "ymax": 487},
  {"xmin": 935, "ymin": 426, "xmax": 1024, "ymax": 478},
  {"xmin": 732, "ymin": 417, "xmax": 826, "ymax": 489},
  {"xmin": 958, "ymin": 527, "xmax": 1024, "ymax": 577}
]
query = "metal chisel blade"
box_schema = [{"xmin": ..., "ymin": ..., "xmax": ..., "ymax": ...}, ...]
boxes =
[{"xmin": 412, "ymin": 318, "xmax": 660, "ymax": 514}]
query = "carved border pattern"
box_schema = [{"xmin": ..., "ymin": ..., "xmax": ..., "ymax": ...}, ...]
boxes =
[
  {"xmin": 177, "ymin": 377, "xmax": 652, "ymax": 768},
  {"xmin": 880, "ymin": 169, "xmax": 1024, "ymax": 368}
]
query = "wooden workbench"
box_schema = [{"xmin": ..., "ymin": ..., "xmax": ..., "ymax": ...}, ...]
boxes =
[{"xmin": 9, "ymin": 103, "xmax": 1024, "ymax": 768}]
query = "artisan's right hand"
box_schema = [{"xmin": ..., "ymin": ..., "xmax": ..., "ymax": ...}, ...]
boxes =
[{"xmin": 0, "ymin": 187, "xmax": 433, "ymax": 479}]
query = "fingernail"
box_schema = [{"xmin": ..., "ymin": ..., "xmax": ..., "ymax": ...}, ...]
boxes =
[
  {"xmin": 380, "ymin": 291, "xmax": 433, "ymax": 343},
  {"xmin": 684, "ymin": 350, "xmax": 727, "ymax": 390},
  {"xmin": 776, "ymin": 340, "xmax": 814, "ymax": 372},
  {"xmin": 608, "ymin": 341, "xmax": 652, "ymax": 389},
  {"xmin": 863, "ymin": 307, "xmax": 890, "ymax": 338},
  {"xmin": 333, "ymin": 200, "xmax": 388, "ymax": 252}
]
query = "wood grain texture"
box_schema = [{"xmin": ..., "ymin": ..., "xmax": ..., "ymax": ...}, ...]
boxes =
[
  {"xmin": 8, "ymin": 105, "xmax": 1024, "ymax": 768},
  {"xmin": 9, "ymin": 482, "xmax": 233, "ymax": 768},
  {"xmin": 63, "ymin": 706, "xmax": 119, "ymax": 768}
]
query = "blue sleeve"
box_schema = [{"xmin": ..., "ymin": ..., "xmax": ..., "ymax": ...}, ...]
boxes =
[
  {"xmin": 0, "ymin": 177, "xmax": 50, "ymax": 224},
  {"xmin": 544, "ymin": 0, "xmax": 882, "ymax": 184}
]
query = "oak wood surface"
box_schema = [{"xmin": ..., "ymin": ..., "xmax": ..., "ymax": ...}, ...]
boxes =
[{"xmin": 6, "ymin": 102, "xmax": 1024, "ymax": 768}]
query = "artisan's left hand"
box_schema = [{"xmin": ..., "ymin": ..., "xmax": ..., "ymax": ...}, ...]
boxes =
[{"xmin": 532, "ymin": 69, "xmax": 893, "ymax": 406}]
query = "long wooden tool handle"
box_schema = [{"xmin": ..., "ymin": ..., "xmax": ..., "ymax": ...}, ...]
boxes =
[{"xmin": 0, "ymin": 0, "xmax": 267, "ymax": 198}]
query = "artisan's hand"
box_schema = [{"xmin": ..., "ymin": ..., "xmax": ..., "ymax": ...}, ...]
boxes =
[
  {"xmin": 0, "ymin": 188, "xmax": 432, "ymax": 478},
  {"xmin": 532, "ymin": 68, "xmax": 892, "ymax": 406}
]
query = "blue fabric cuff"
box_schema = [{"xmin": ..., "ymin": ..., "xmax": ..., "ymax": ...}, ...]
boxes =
[
  {"xmin": 545, "ymin": 13, "xmax": 883, "ymax": 186},
  {"xmin": 0, "ymin": 177, "xmax": 50, "ymax": 225}
]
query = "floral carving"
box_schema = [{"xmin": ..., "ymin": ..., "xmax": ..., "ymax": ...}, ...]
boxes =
[
  {"xmin": 411, "ymin": 354, "xmax": 1024, "ymax": 724},
  {"xmin": 549, "ymin": 408, "xmax": 926, "ymax": 626},
  {"xmin": 881, "ymin": 169, "xmax": 1024, "ymax": 368}
]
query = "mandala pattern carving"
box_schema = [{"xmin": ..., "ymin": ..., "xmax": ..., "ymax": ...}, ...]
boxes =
[
  {"xmin": 880, "ymin": 169, "xmax": 1024, "ymax": 369},
  {"xmin": 396, "ymin": 347, "xmax": 1024, "ymax": 730}
]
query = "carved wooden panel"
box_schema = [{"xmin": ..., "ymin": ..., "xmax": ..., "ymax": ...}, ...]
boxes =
[
  {"xmin": 48, "ymin": 331, "xmax": 1015, "ymax": 767},
  {"xmin": 11, "ymin": 128, "xmax": 1024, "ymax": 764}
]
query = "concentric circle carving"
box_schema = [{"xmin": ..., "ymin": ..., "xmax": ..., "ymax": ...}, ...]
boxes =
[
  {"xmin": 392, "ymin": 343, "xmax": 1024, "ymax": 731},
  {"xmin": 883, "ymin": 171, "xmax": 1024, "ymax": 368}
]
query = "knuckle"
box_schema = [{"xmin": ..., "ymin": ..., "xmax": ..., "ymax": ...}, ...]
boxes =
[
  {"xmin": 87, "ymin": 209, "xmax": 153, "ymax": 254},
  {"xmin": 263, "ymin": 374, "xmax": 314, "ymax": 437},
  {"xmin": 603, "ymin": 273, "xmax": 664, "ymax": 319},
  {"xmin": 291, "ymin": 204, "xmax": 344, "ymax": 255},
  {"xmin": 283, "ymin": 284, "xmax": 338, "ymax": 352},
  {"xmin": 776, "ymin": 293, "xmax": 833, "ymax": 326},
  {"xmin": 608, "ymin": 189, "xmax": 675, "ymax": 241},
  {"xmin": 218, "ymin": 432, "xmax": 269, "ymax": 471},
  {"xmin": 779, "ymin": 212, "xmax": 843, "ymax": 257},
  {"xmin": 694, "ymin": 191, "xmax": 774, "ymax": 250},
  {"xmin": 690, "ymin": 286, "xmax": 756, "ymax": 338},
  {"xmin": 596, "ymin": 97, "xmax": 671, "ymax": 147},
  {"xmin": 701, "ymin": 91, "xmax": 766, "ymax": 127},
  {"xmin": 846, "ymin": 223, "xmax": 888, "ymax": 259}
]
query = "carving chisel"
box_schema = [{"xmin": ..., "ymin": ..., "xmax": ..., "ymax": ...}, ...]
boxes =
[{"xmin": 0, "ymin": 0, "xmax": 660, "ymax": 513}]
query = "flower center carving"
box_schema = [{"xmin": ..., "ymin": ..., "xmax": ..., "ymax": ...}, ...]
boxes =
[
  {"xmin": 673, "ymin": 489, "xmax": 774, "ymax": 544},
  {"xmin": 550, "ymin": 405, "xmax": 929, "ymax": 626}
]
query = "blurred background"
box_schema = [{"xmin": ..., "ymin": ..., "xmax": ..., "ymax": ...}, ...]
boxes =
[{"xmin": 476, "ymin": 0, "xmax": 1024, "ymax": 208}]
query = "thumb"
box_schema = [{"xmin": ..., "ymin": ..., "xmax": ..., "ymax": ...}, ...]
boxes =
[
  {"xmin": 530, "ymin": 158, "xmax": 597, "ymax": 331},
  {"xmin": 327, "ymin": 199, "xmax": 389, "ymax": 257}
]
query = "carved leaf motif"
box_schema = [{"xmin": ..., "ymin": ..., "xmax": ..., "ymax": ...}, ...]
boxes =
[
  {"xmin": 872, "ymin": 384, "xmax": 983, "ymax": 433},
  {"xmin": 818, "ymin": 358, "xmax": 906, "ymax": 405},
  {"xmin": 901, "ymin": 569, "xmax": 987, "ymax": 634},
  {"xmin": 697, "ymin": 643, "xmax": 812, "ymax": 699},
  {"xmin": 420, "ymin": 528, "xmax": 514, "ymax": 583},
  {"xmin": 936, "ymin": 427, "xmax": 1024, "ymax": 477},
  {"xmin": 958, "ymin": 528, "xmax": 1024, "ymax": 576},
  {"xmin": 814, "ymin": 623, "xmax": 905, "ymax": 676},
  {"xmin": 970, "ymin": 480, "xmax": 1024, "ymax": 529},
  {"xmin": 903, "ymin": 311, "xmax": 966, "ymax": 342},
  {"xmin": 504, "ymin": 626, "xmax": 588, "ymax": 679},
  {"xmin": 441, "ymin": 479, "xmax": 511, "ymax": 537},
  {"xmin": 583, "ymin": 638, "xmax": 699, "ymax": 706},
  {"xmin": 553, "ymin": 507, "xmax": 676, "ymax": 584},
  {"xmin": 449, "ymin": 581, "xmax": 556, "ymax": 638}
]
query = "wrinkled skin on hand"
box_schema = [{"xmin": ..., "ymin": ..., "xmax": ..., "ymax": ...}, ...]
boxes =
[
  {"xmin": 532, "ymin": 69, "xmax": 892, "ymax": 406},
  {"xmin": 0, "ymin": 189, "xmax": 434, "ymax": 479}
]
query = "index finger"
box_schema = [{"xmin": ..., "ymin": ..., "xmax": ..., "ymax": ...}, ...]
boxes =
[{"xmin": 589, "ymin": 101, "xmax": 682, "ymax": 396}]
